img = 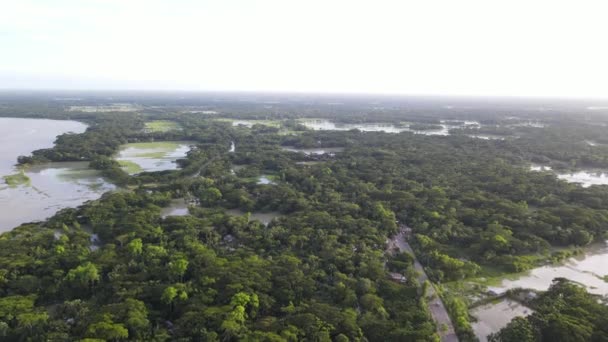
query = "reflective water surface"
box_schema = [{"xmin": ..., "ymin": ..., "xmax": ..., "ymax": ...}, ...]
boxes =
[
  {"xmin": 115, "ymin": 141, "xmax": 192, "ymax": 174},
  {"xmin": 487, "ymin": 242, "xmax": 608, "ymax": 296},
  {"xmin": 531, "ymin": 165, "xmax": 608, "ymax": 187},
  {"xmin": 471, "ymin": 299, "xmax": 533, "ymax": 342},
  {"xmin": 281, "ymin": 146, "xmax": 344, "ymax": 155},
  {"xmin": 299, "ymin": 119, "xmax": 481, "ymax": 136},
  {"xmin": 0, "ymin": 118, "xmax": 114, "ymax": 231}
]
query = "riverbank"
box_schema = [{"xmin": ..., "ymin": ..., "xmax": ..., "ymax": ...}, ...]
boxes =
[{"xmin": 441, "ymin": 240, "xmax": 608, "ymax": 341}]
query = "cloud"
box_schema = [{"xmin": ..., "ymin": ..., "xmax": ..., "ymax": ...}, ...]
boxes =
[{"xmin": 1, "ymin": 0, "xmax": 607, "ymax": 97}]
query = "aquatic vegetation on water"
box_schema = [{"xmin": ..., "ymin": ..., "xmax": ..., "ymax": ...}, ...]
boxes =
[
  {"xmin": 118, "ymin": 160, "xmax": 143, "ymax": 174},
  {"xmin": 133, "ymin": 151, "xmax": 171, "ymax": 159},
  {"xmin": 3, "ymin": 171, "xmax": 31, "ymax": 187},
  {"xmin": 120, "ymin": 141, "xmax": 183, "ymax": 149}
]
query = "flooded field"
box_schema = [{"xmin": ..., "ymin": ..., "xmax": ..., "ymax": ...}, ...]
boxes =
[
  {"xmin": 299, "ymin": 119, "xmax": 480, "ymax": 136},
  {"xmin": 220, "ymin": 119, "xmax": 280, "ymax": 128},
  {"xmin": 508, "ymin": 121, "xmax": 545, "ymax": 128},
  {"xmin": 115, "ymin": 141, "xmax": 192, "ymax": 174},
  {"xmin": 257, "ymin": 176, "xmax": 276, "ymax": 185},
  {"xmin": 281, "ymin": 146, "xmax": 344, "ymax": 155},
  {"xmin": 296, "ymin": 161, "xmax": 322, "ymax": 166},
  {"xmin": 530, "ymin": 165, "xmax": 553, "ymax": 172},
  {"xmin": 530, "ymin": 165, "xmax": 608, "ymax": 187},
  {"xmin": 557, "ymin": 171, "xmax": 608, "ymax": 187},
  {"xmin": 68, "ymin": 104, "xmax": 140, "ymax": 112},
  {"xmin": 467, "ymin": 134, "xmax": 507, "ymax": 140},
  {"xmin": 161, "ymin": 198, "xmax": 189, "ymax": 218},
  {"xmin": 471, "ymin": 299, "xmax": 533, "ymax": 342},
  {"xmin": 299, "ymin": 119, "xmax": 407, "ymax": 133},
  {"xmin": 226, "ymin": 209, "xmax": 280, "ymax": 226}
]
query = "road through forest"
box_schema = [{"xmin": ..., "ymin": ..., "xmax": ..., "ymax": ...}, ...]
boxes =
[{"xmin": 388, "ymin": 227, "xmax": 459, "ymax": 342}]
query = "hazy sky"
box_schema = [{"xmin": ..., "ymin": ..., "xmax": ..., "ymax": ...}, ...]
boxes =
[{"xmin": 1, "ymin": 0, "xmax": 607, "ymax": 97}]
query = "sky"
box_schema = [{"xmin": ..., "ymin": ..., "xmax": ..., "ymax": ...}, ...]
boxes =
[{"xmin": 1, "ymin": 0, "xmax": 607, "ymax": 98}]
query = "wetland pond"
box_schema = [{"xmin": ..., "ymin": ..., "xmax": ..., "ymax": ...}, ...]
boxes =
[
  {"xmin": 0, "ymin": 118, "xmax": 114, "ymax": 232},
  {"xmin": 115, "ymin": 141, "xmax": 192, "ymax": 174},
  {"xmin": 473, "ymin": 241, "xmax": 608, "ymax": 340},
  {"xmin": 471, "ymin": 299, "xmax": 532, "ymax": 342}
]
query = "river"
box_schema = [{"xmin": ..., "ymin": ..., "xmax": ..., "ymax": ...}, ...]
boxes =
[{"xmin": 0, "ymin": 118, "xmax": 114, "ymax": 231}]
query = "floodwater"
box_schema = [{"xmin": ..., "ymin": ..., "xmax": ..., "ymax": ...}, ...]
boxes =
[
  {"xmin": 300, "ymin": 119, "xmax": 480, "ymax": 136},
  {"xmin": 471, "ymin": 299, "xmax": 533, "ymax": 342},
  {"xmin": 487, "ymin": 241, "xmax": 608, "ymax": 296},
  {"xmin": 281, "ymin": 146, "xmax": 344, "ymax": 155},
  {"xmin": 296, "ymin": 161, "xmax": 322, "ymax": 166},
  {"xmin": 474, "ymin": 241, "xmax": 608, "ymax": 340},
  {"xmin": 530, "ymin": 165, "xmax": 608, "ymax": 187},
  {"xmin": 257, "ymin": 176, "xmax": 276, "ymax": 185},
  {"xmin": 300, "ymin": 119, "xmax": 407, "ymax": 133},
  {"xmin": 509, "ymin": 121, "xmax": 545, "ymax": 128},
  {"xmin": 115, "ymin": 141, "xmax": 192, "ymax": 174},
  {"xmin": 467, "ymin": 134, "xmax": 506, "ymax": 140},
  {"xmin": 226, "ymin": 209, "xmax": 280, "ymax": 226},
  {"xmin": 230, "ymin": 120, "xmax": 277, "ymax": 128},
  {"xmin": 0, "ymin": 118, "xmax": 114, "ymax": 232},
  {"xmin": 0, "ymin": 162, "xmax": 115, "ymax": 231},
  {"xmin": 232, "ymin": 120, "xmax": 255, "ymax": 127},
  {"xmin": 557, "ymin": 171, "xmax": 608, "ymax": 187},
  {"xmin": 161, "ymin": 198, "xmax": 189, "ymax": 218},
  {"xmin": 530, "ymin": 165, "xmax": 553, "ymax": 172},
  {"xmin": 0, "ymin": 118, "xmax": 87, "ymax": 175},
  {"xmin": 229, "ymin": 141, "xmax": 236, "ymax": 152}
]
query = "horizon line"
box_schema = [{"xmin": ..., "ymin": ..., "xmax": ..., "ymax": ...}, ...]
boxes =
[{"xmin": 0, "ymin": 88, "xmax": 607, "ymax": 102}]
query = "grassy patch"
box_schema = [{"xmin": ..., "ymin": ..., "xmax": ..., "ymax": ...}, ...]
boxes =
[
  {"xmin": 278, "ymin": 129, "xmax": 305, "ymax": 136},
  {"xmin": 144, "ymin": 120, "xmax": 181, "ymax": 132},
  {"xmin": 3, "ymin": 171, "xmax": 31, "ymax": 187},
  {"xmin": 118, "ymin": 160, "xmax": 143, "ymax": 174}
]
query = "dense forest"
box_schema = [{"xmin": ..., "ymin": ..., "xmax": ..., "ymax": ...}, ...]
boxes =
[{"xmin": 1, "ymin": 93, "xmax": 608, "ymax": 341}]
